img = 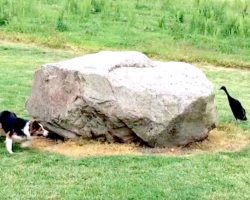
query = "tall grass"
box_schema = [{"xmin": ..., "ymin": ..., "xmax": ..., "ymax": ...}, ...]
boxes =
[
  {"xmin": 188, "ymin": 0, "xmax": 249, "ymax": 38},
  {"xmin": 0, "ymin": 0, "xmax": 250, "ymax": 66},
  {"xmin": 1, "ymin": 0, "xmax": 249, "ymax": 37}
]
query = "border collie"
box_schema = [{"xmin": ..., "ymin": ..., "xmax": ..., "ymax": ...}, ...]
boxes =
[{"xmin": 0, "ymin": 110, "xmax": 48, "ymax": 154}]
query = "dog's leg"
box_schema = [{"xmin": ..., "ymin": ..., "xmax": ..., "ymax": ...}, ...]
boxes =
[{"xmin": 5, "ymin": 132, "xmax": 13, "ymax": 154}]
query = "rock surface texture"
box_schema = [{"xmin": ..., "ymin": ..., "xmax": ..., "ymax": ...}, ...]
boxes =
[{"xmin": 26, "ymin": 51, "xmax": 218, "ymax": 147}]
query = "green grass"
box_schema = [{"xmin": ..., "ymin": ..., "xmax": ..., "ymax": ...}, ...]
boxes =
[
  {"xmin": 0, "ymin": 0, "xmax": 250, "ymax": 68},
  {"xmin": 0, "ymin": 147, "xmax": 250, "ymax": 200},
  {"xmin": 0, "ymin": 1, "xmax": 250, "ymax": 198},
  {"xmin": 204, "ymin": 68, "xmax": 250, "ymax": 131},
  {"xmin": 0, "ymin": 43, "xmax": 250, "ymax": 200},
  {"xmin": 0, "ymin": 42, "xmax": 76, "ymax": 117}
]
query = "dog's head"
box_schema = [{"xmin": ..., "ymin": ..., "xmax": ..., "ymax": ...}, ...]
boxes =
[{"xmin": 29, "ymin": 120, "xmax": 49, "ymax": 137}]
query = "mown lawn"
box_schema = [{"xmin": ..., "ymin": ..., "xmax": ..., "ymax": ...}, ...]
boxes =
[
  {"xmin": 0, "ymin": 0, "xmax": 250, "ymax": 68},
  {"xmin": 0, "ymin": 43, "xmax": 249, "ymax": 200}
]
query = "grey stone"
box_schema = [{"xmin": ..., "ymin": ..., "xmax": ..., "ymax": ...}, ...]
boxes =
[{"xmin": 26, "ymin": 51, "xmax": 218, "ymax": 147}]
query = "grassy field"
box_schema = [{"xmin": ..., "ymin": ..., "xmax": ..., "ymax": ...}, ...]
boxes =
[
  {"xmin": 0, "ymin": 0, "xmax": 250, "ymax": 199},
  {"xmin": 0, "ymin": 42, "xmax": 250, "ymax": 199},
  {"xmin": 0, "ymin": 0, "xmax": 250, "ymax": 67}
]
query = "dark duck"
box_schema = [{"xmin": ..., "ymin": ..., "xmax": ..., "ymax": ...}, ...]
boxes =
[{"xmin": 220, "ymin": 86, "xmax": 247, "ymax": 121}]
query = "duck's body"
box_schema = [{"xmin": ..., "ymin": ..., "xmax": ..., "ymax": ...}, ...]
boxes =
[{"xmin": 220, "ymin": 86, "xmax": 247, "ymax": 121}]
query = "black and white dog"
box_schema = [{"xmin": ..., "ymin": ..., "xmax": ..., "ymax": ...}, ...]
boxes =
[{"xmin": 0, "ymin": 110, "xmax": 48, "ymax": 154}]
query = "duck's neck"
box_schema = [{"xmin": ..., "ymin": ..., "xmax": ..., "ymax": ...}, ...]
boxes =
[{"xmin": 222, "ymin": 88, "xmax": 230, "ymax": 97}]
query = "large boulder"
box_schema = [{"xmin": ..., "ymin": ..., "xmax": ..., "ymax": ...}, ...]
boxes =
[{"xmin": 26, "ymin": 51, "xmax": 217, "ymax": 147}]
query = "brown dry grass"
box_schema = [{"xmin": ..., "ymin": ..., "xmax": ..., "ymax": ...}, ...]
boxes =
[
  {"xmin": 183, "ymin": 124, "xmax": 249, "ymax": 153},
  {"xmin": 32, "ymin": 124, "xmax": 249, "ymax": 158},
  {"xmin": 32, "ymin": 138, "xmax": 143, "ymax": 157}
]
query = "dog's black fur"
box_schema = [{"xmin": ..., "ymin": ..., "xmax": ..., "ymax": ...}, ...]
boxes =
[
  {"xmin": 0, "ymin": 111, "xmax": 28, "ymax": 137},
  {"xmin": 0, "ymin": 110, "xmax": 48, "ymax": 153}
]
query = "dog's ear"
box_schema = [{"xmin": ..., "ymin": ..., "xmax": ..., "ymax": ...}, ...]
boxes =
[{"xmin": 31, "ymin": 120, "xmax": 41, "ymax": 130}]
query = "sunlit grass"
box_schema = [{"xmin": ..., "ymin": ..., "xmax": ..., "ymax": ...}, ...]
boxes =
[
  {"xmin": 203, "ymin": 66, "xmax": 250, "ymax": 131},
  {"xmin": 0, "ymin": 42, "xmax": 76, "ymax": 116},
  {"xmin": 0, "ymin": 43, "xmax": 249, "ymax": 199}
]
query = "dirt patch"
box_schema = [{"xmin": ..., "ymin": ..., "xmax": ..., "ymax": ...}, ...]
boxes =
[
  {"xmin": 32, "ymin": 139, "xmax": 143, "ymax": 157},
  {"xmin": 196, "ymin": 63, "xmax": 250, "ymax": 73},
  {"xmin": 182, "ymin": 124, "xmax": 249, "ymax": 154},
  {"xmin": 194, "ymin": 59, "xmax": 250, "ymax": 71},
  {"xmin": 32, "ymin": 124, "xmax": 249, "ymax": 158}
]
